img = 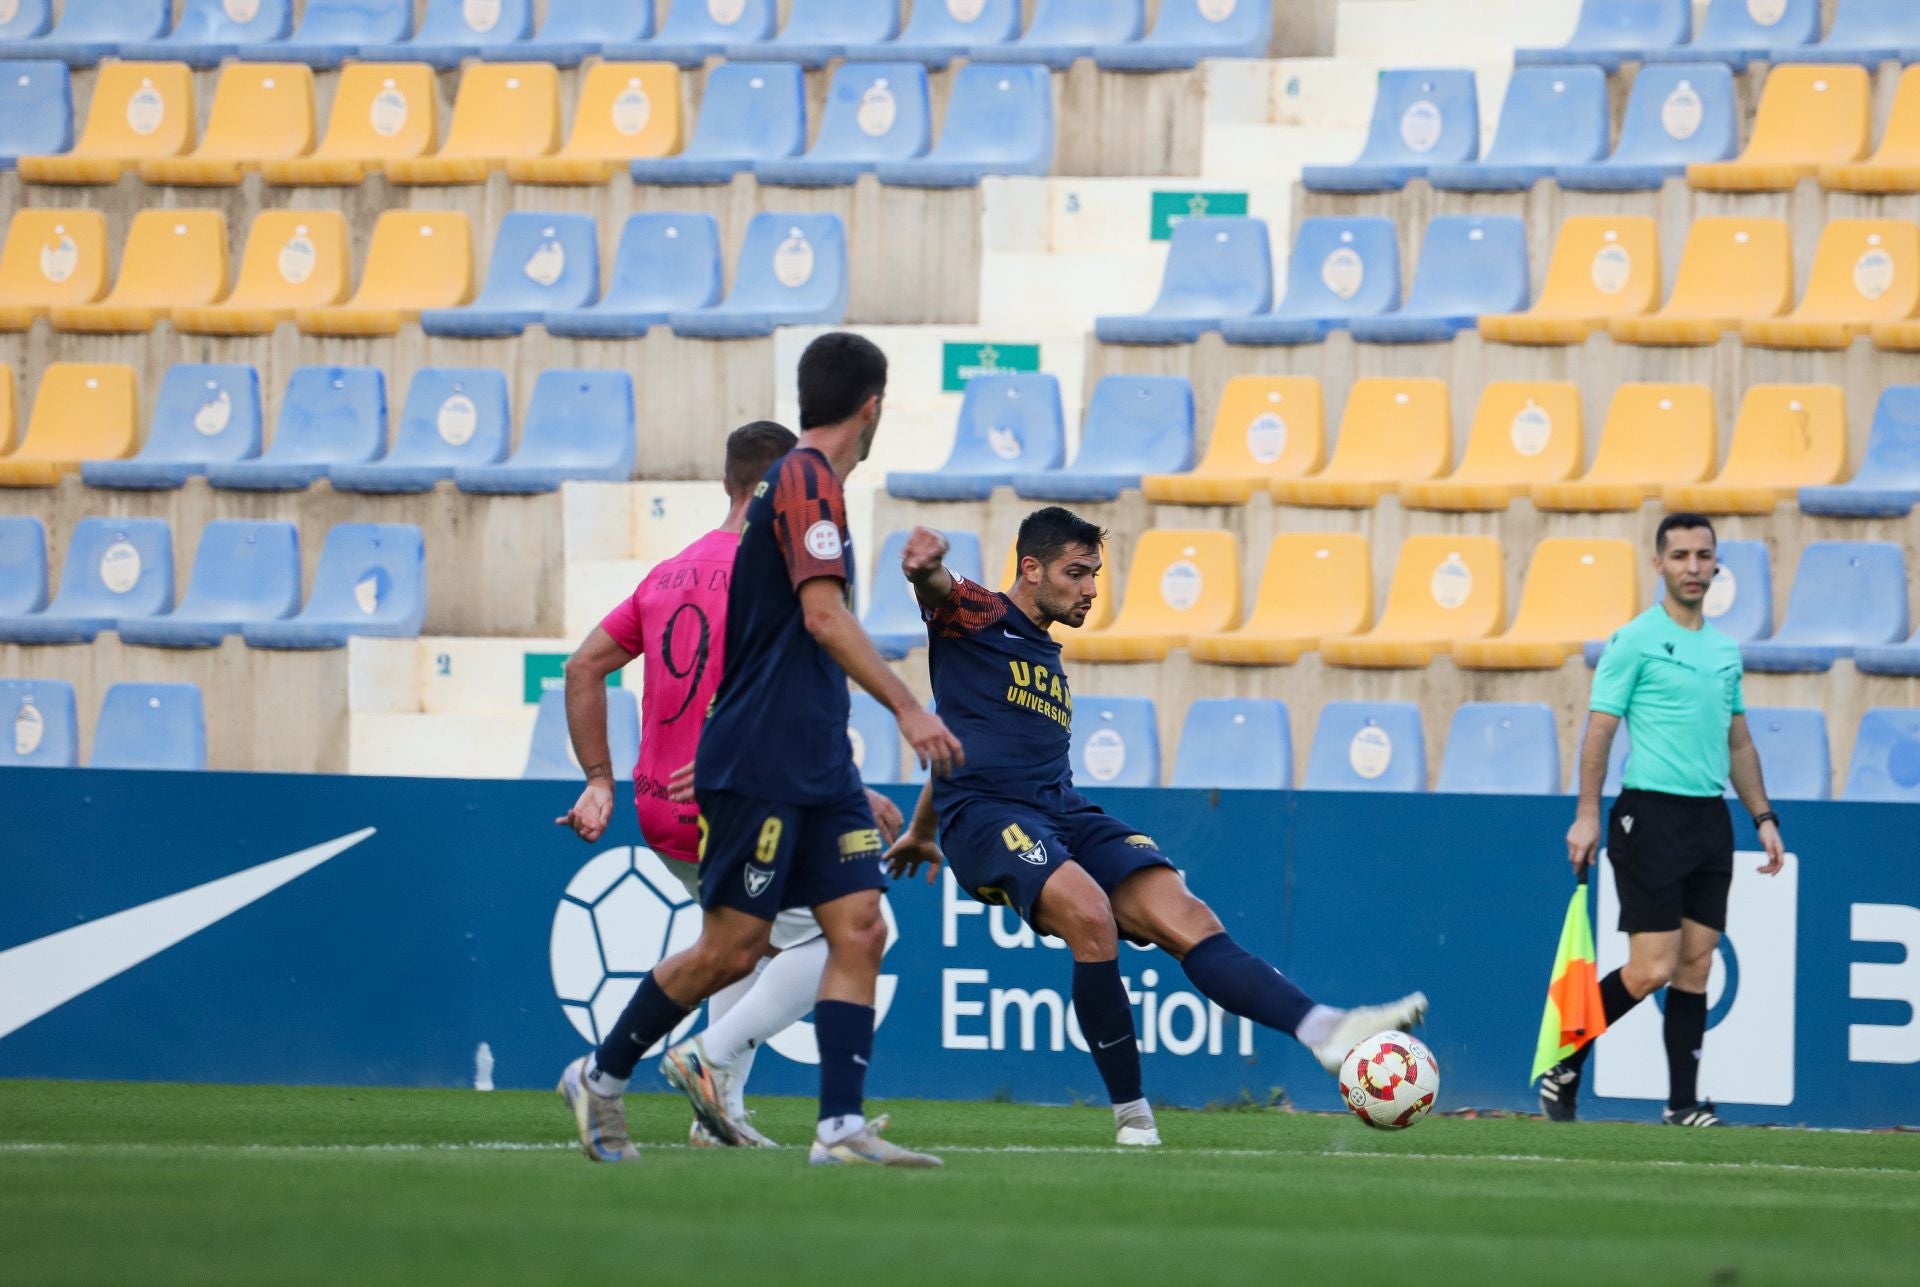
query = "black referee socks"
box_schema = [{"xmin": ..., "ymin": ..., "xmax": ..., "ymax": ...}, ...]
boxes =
[
  {"xmin": 1664, "ymin": 988, "xmax": 1708, "ymax": 1110},
  {"xmin": 1566, "ymin": 969, "xmax": 1643, "ymax": 1073}
]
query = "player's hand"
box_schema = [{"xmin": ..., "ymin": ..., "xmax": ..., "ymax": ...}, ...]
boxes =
[
  {"xmin": 555, "ymin": 779, "xmax": 615, "ymax": 843},
  {"xmin": 885, "ymin": 830, "xmax": 945, "ymax": 885},
  {"xmin": 866, "ymin": 788, "xmax": 905, "ymax": 847},
  {"xmin": 900, "ymin": 526, "xmax": 950, "ymax": 582},
  {"xmin": 1756, "ymin": 819, "xmax": 1786, "ymax": 876},
  {"xmin": 667, "ymin": 761, "xmax": 695, "ymax": 804},
  {"xmin": 899, "ymin": 706, "xmax": 964, "ymax": 778},
  {"xmin": 1566, "ymin": 812, "xmax": 1601, "ymax": 877}
]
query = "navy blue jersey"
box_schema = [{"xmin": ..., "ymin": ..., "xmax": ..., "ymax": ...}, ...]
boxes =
[{"xmin": 696, "ymin": 447, "xmax": 861, "ymax": 805}]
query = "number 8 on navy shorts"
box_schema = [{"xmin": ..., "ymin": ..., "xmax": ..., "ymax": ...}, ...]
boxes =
[{"xmin": 696, "ymin": 786, "xmax": 889, "ymax": 919}]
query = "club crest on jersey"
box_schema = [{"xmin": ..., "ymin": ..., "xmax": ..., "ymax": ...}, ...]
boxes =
[
  {"xmin": 805, "ymin": 520, "xmax": 843, "ymax": 560},
  {"xmin": 744, "ymin": 865, "xmax": 774, "ymax": 897}
]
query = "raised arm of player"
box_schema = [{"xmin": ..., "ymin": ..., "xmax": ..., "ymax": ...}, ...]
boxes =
[
  {"xmin": 902, "ymin": 526, "xmax": 955, "ymax": 608},
  {"xmin": 554, "ymin": 626, "xmax": 636, "ymax": 842},
  {"xmin": 797, "ymin": 577, "xmax": 964, "ymax": 777},
  {"xmin": 1727, "ymin": 713, "xmax": 1785, "ymax": 876},
  {"xmin": 1566, "ymin": 711, "xmax": 1620, "ymax": 876}
]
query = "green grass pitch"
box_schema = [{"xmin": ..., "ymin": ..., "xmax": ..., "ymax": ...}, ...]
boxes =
[{"xmin": 2, "ymin": 1080, "xmax": 1917, "ymax": 1286}]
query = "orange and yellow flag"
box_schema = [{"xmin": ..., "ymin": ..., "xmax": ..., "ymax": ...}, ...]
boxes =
[{"xmin": 1532, "ymin": 884, "xmax": 1607, "ymax": 1081}]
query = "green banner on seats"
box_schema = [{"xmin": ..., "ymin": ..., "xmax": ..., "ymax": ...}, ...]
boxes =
[
  {"xmin": 940, "ymin": 342, "xmax": 1041, "ymax": 393},
  {"xmin": 522, "ymin": 652, "xmax": 621, "ymax": 704},
  {"xmin": 1150, "ymin": 190, "xmax": 1250, "ymax": 241}
]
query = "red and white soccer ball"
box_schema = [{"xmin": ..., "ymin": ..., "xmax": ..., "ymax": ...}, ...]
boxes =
[{"xmin": 1339, "ymin": 1030, "xmax": 1439, "ymax": 1130}]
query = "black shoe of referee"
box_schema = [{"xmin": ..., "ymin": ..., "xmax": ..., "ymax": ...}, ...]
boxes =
[
  {"xmin": 1662, "ymin": 1101, "xmax": 1724, "ymax": 1127},
  {"xmin": 1538, "ymin": 1060, "xmax": 1581, "ymax": 1123}
]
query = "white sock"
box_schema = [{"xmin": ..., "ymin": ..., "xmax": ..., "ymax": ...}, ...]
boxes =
[
  {"xmin": 817, "ymin": 1113, "xmax": 866, "ymax": 1144},
  {"xmin": 1113, "ymin": 1097, "xmax": 1154, "ymax": 1127},
  {"xmin": 724, "ymin": 1045, "xmax": 759, "ymax": 1118},
  {"xmin": 706, "ymin": 958, "xmax": 764, "ymax": 1030},
  {"xmin": 584, "ymin": 1058, "xmax": 627, "ymax": 1098},
  {"xmin": 701, "ymin": 935, "xmax": 831, "ymax": 1068},
  {"xmin": 1294, "ymin": 1004, "xmax": 1345, "ymax": 1049}
]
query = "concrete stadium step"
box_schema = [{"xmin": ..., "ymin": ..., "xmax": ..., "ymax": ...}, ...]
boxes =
[
  {"xmin": 351, "ymin": 709, "xmax": 539, "ymax": 778},
  {"xmin": 1334, "ymin": 0, "xmax": 1582, "ymax": 65}
]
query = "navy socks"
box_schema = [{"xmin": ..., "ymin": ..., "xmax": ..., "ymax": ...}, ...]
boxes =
[
  {"xmin": 815, "ymin": 1000, "xmax": 875, "ymax": 1125},
  {"xmin": 1072, "ymin": 959, "xmax": 1143, "ymax": 1106},
  {"xmin": 1180, "ymin": 932, "xmax": 1314, "ymax": 1036},
  {"xmin": 593, "ymin": 974, "xmax": 692, "ymax": 1080}
]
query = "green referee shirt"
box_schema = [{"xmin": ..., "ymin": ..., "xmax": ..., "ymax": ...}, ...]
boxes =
[{"xmin": 1589, "ymin": 604, "xmax": 1746, "ymax": 799}]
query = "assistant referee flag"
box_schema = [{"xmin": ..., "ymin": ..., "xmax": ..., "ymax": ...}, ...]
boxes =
[{"xmin": 1532, "ymin": 885, "xmax": 1608, "ymax": 1081}]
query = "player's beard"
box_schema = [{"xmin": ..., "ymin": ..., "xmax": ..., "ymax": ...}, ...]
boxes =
[{"xmin": 1038, "ymin": 583, "xmax": 1092, "ymax": 628}]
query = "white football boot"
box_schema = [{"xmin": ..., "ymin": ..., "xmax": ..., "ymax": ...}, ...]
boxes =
[
  {"xmin": 1309, "ymin": 992, "xmax": 1430, "ymax": 1075},
  {"xmin": 1114, "ymin": 1100, "xmax": 1162, "ymax": 1147},
  {"xmin": 557, "ymin": 1056, "xmax": 640, "ymax": 1162},
  {"xmin": 808, "ymin": 1119, "xmax": 941, "ymax": 1168}
]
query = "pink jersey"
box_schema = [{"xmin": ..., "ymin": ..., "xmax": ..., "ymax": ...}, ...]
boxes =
[{"xmin": 598, "ymin": 529, "xmax": 738, "ymax": 863}]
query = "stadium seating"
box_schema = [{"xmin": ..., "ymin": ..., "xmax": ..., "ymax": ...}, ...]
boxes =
[
  {"xmin": 667, "ymin": 212, "xmax": 848, "ymax": 338},
  {"xmin": 1303, "ymin": 702, "xmax": 1425, "ymax": 792},
  {"xmin": 1217, "ymin": 217, "xmax": 1399, "ymax": 345},
  {"xmin": 1742, "ymin": 707, "xmax": 1832, "ymax": 800},
  {"xmin": 206, "ymin": 366, "xmax": 386, "ymax": 492},
  {"xmin": 0, "ymin": 0, "xmax": 50, "ymax": 46},
  {"xmin": 247, "ymin": 0, "xmax": 410, "ymax": 69},
  {"xmin": 1609, "ymin": 217, "xmax": 1794, "ymax": 346},
  {"xmin": 116, "ymin": 520, "xmax": 300, "ymax": 648},
  {"xmin": 1479, "ymin": 216, "xmax": 1660, "ymax": 345},
  {"xmin": 1436, "ymin": 703, "xmax": 1560, "ymax": 795},
  {"xmin": 758, "ymin": 62, "xmax": 930, "ymax": 185},
  {"xmin": 1320, "ymin": 535, "xmax": 1504, "ymax": 669},
  {"xmin": 1841, "ymin": 708, "xmax": 1920, "ymax": 802},
  {"xmin": 1664, "ymin": 385, "xmax": 1847, "ymax": 514},
  {"xmin": 0, "ymin": 60, "xmax": 72, "ymax": 166},
  {"xmin": 4, "ymin": 0, "xmax": 168, "ymax": 66},
  {"xmin": 873, "ymin": 63, "xmax": 1052, "ymax": 185},
  {"xmin": 243, "ymin": 523, "xmax": 427, "ymax": 648},
  {"xmin": 422, "ymin": 213, "xmax": 598, "ymax": 338},
  {"xmin": 1426, "ymin": 67, "xmax": 1608, "ymax": 192},
  {"xmin": 172, "ymin": 210, "xmax": 350, "ymax": 336},
  {"xmin": 385, "ymin": 62, "xmax": 559, "ymax": 184},
  {"xmin": 121, "ymin": 0, "xmax": 292, "ymax": 67},
  {"xmin": 1742, "ymin": 542, "xmax": 1909, "ymax": 672},
  {"xmin": 1643, "ymin": 0, "xmax": 1820, "ymax": 70},
  {"xmin": 0, "ymin": 516, "xmax": 173, "ymax": 644},
  {"xmin": 1803, "ymin": 387, "xmax": 1920, "ymax": 516},
  {"xmin": 631, "ymin": 61, "xmax": 803, "ymax": 184},
  {"xmin": 16, "ymin": 60, "xmax": 193, "ymax": 183},
  {"xmin": 850, "ymin": 0, "xmax": 1016, "ymax": 66},
  {"xmin": 295, "ymin": 211, "xmax": 474, "ymax": 336},
  {"xmin": 1516, "ymin": 0, "xmax": 1691, "ymax": 71},
  {"xmin": 0, "ymin": 208, "xmax": 108, "ymax": 329},
  {"xmin": 863, "ymin": 528, "xmax": 983, "ymax": 658},
  {"xmin": 1453, "ymin": 539, "xmax": 1638, "ymax": 670},
  {"xmin": 0, "ymin": 364, "xmax": 13, "ymax": 452},
  {"xmin": 1012, "ymin": 375, "xmax": 1194, "ymax": 502},
  {"xmin": 1796, "ymin": 1, "xmax": 1920, "ymax": 66},
  {"xmin": 1069, "ymin": 695, "xmax": 1159, "ymax": 788},
  {"xmin": 83, "ymin": 364, "xmax": 264, "ymax": 490},
  {"xmin": 630, "ymin": 0, "xmax": 776, "ymax": 67},
  {"xmin": 331, "ymin": 368, "xmax": 509, "ymax": 494},
  {"xmin": 0, "ymin": 363, "xmax": 138, "ymax": 486},
  {"xmin": 1094, "ymin": 0, "xmax": 1271, "ymax": 70},
  {"xmin": 0, "ymin": 678, "xmax": 78, "ymax": 767},
  {"xmin": 508, "ymin": 63, "xmax": 684, "ymax": 184},
  {"xmin": 543, "ymin": 213, "xmax": 722, "ymax": 339},
  {"xmin": 889, "ymin": 372, "xmax": 1065, "ymax": 500},
  {"xmin": 48, "ymin": 209, "xmax": 228, "ymax": 334},
  {"xmin": 1554, "ymin": 63, "xmax": 1738, "ymax": 191},
  {"xmin": 1822, "ymin": 66, "xmax": 1920, "ymax": 192},
  {"xmin": 748, "ymin": 0, "xmax": 899, "ymax": 66},
  {"xmin": 973, "ymin": 0, "xmax": 1142, "ymax": 70},
  {"xmin": 1532, "ymin": 384, "xmax": 1715, "ymax": 511},
  {"xmin": 1189, "ymin": 532, "xmax": 1370, "ymax": 666},
  {"xmin": 1142, "ymin": 376, "xmax": 1322, "ymax": 504},
  {"xmin": 482, "ymin": 0, "xmax": 654, "ymax": 67},
  {"xmin": 523, "ymin": 687, "xmax": 641, "ymax": 781},
  {"xmin": 1855, "ymin": 624, "xmax": 1920, "ymax": 675},
  {"xmin": 358, "ymin": 0, "xmax": 532, "ymax": 69},
  {"xmin": 848, "ymin": 691, "xmax": 902, "ymax": 784},
  {"xmin": 1300, "ymin": 69, "xmax": 1478, "ymax": 193},
  {"xmin": 1094, "ymin": 216, "xmax": 1273, "ymax": 344},
  {"xmin": 0, "ymin": 516, "xmax": 48, "ymax": 616},
  {"xmin": 1269, "ymin": 377, "xmax": 1449, "ymax": 508},
  {"xmin": 1744, "ymin": 221, "xmax": 1920, "ymax": 350},
  {"xmin": 1400, "ymin": 381, "xmax": 1582, "ymax": 512},
  {"xmin": 455, "ymin": 369, "xmax": 636, "ymax": 493},
  {"xmin": 1690, "ymin": 64, "xmax": 1870, "ymax": 191},
  {"xmin": 1170, "ymin": 699, "xmax": 1291, "ymax": 790},
  {"xmin": 261, "ymin": 62, "xmax": 437, "ymax": 185},
  {"xmin": 90, "ymin": 683, "xmax": 206, "ymax": 771},
  {"xmin": 138, "ymin": 62, "xmax": 315, "ymax": 186},
  {"xmin": 1581, "ymin": 537, "xmax": 1774, "ymax": 667},
  {"xmin": 1347, "ymin": 214, "xmax": 1529, "ymax": 344},
  {"xmin": 1066, "ymin": 530, "xmax": 1238, "ymax": 662}
]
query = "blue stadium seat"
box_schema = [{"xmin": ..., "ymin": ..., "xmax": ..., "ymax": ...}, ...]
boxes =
[
  {"xmin": 668, "ymin": 212, "xmax": 848, "ymax": 338},
  {"xmin": 1011, "ymin": 375, "xmax": 1194, "ymax": 501},
  {"xmin": 1795, "ymin": 0, "xmax": 1920, "ymax": 65},
  {"xmin": 0, "ymin": 516, "xmax": 48, "ymax": 618},
  {"xmin": 1516, "ymin": 0, "xmax": 1691, "ymax": 71},
  {"xmin": 1094, "ymin": 217, "xmax": 1274, "ymax": 345},
  {"xmin": 1303, "ymin": 701, "xmax": 1426, "ymax": 793},
  {"xmin": 757, "ymin": 62, "xmax": 930, "ymax": 186},
  {"xmin": 478, "ymin": 0, "xmax": 654, "ymax": 67},
  {"xmin": 90, "ymin": 682, "xmax": 205, "ymax": 770},
  {"xmin": 1640, "ymin": 0, "xmax": 1819, "ymax": 70},
  {"xmin": 1855, "ymin": 617, "xmax": 1920, "ymax": 674},
  {"xmin": 1739, "ymin": 707, "xmax": 1831, "ymax": 800},
  {"xmin": 83, "ymin": 365, "xmax": 264, "ymax": 491},
  {"xmin": 1349, "ymin": 214, "xmax": 1529, "ymax": 344},
  {"xmin": 1576, "ymin": 714, "xmax": 1633, "ymax": 796},
  {"xmin": 1095, "ymin": 0, "xmax": 1272, "ymax": 71},
  {"xmin": 848, "ymin": 690, "xmax": 902, "ymax": 784},
  {"xmin": 1843, "ymin": 708, "xmax": 1920, "ymax": 802},
  {"xmin": 1436, "ymin": 702, "xmax": 1560, "ymax": 795},
  {"xmin": 523, "ymin": 686, "xmax": 641, "ymax": 781},
  {"xmin": 330, "ymin": 368, "xmax": 508, "ymax": 494},
  {"xmin": 0, "ymin": 517, "xmax": 173, "ymax": 644},
  {"xmin": 1426, "ymin": 66, "xmax": 1608, "ymax": 192},
  {"xmin": 0, "ymin": 0, "xmax": 51, "ymax": 46},
  {"xmin": 243, "ymin": 0, "xmax": 410, "ymax": 69},
  {"xmin": 873, "ymin": 63, "xmax": 1052, "ymax": 186},
  {"xmin": 0, "ymin": 60, "xmax": 72, "ymax": 167},
  {"xmin": 0, "ymin": 678, "xmax": 77, "ymax": 767},
  {"xmin": 972, "ymin": 0, "xmax": 1142, "ymax": 70},
  {"xmin": 863, "ymin": 528, "xmax": 983, "ymax": 658},
  {"xmin": 1170, "ymin": 698, "xmax": 1291, "ymax": 789},
  {"xmin": 1071, "ymin": 695, "xmax": 1160, "ymax": 788},
  {"xmin": 1741, "ymin": 542, "xmax": 1909, "ymax": 673},
  {"xmin": 455, "ymin": 369, "xmax": 634, "ymax": 493},
  {"xmin": 121, "ymin": 0, "xmax": 292, "ymax": 66},
  {"xmin": 1301, "ymin": 70, "xmax": 1478, "ymax": 193},
  {"xmin": 543, "ymin": 213, "xmax": 723, "ymax": 339},
  {"xmin": 1216, "ymin": 216, "xmax": 1401, "ymax": 345},
  {"xmin": 243, "ymin": 523, "xmax": 425, "ymax": 649},
  {"xmin": 116, "ymin": 520, "xmax": 300, "ymax": 648},
  {"xmin": 620, "ymin": 0, "xmax": 774, "ymax": 67},
  {"xmin": 846, "ymin": 0, "xmax": 1016, "ymax": 67},
  {"xmin": 3, "ymin": 0, "xmax": 169, "ymax": 67},
  {"xmin": 629, "ymin": 61, "xmax": 804, "ymax": 185},
  {"xmin": 1800, "ymin": 386, "xmax": 1920, "ymax": 517},
  {"xmin": 888, "ymin": 372, "xmax": 1066, "ymax": 501},
  {"xmin": 1555, "ymin": 63, "xmax": 1738, "ymax": 191},
  {"xmin": 745, "ymin": 0, "xmax": 900, "ymax": 66},
  {"xmin": 357, "ymin": 0, "xmax": 531, "ymax": 69},
  {"xmin": 1586, "ymin": 538, "xmax": 1774, "ymax": 665},
  {"xmin": 422, "ymin": 212, "xmax": 598, "ymax": 338},
  {"xmin": 206, "ymin": 366, "xmax": 387, "ymax": 493}
]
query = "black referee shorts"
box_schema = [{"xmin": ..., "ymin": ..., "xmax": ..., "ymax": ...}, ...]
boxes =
[{"xmin": 1608, "ymin": 788, "xmax": 1735, "ymax": 934}]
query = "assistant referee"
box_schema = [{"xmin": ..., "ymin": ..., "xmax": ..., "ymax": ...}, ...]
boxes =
[{"xmin": 1543, "ymin": 513, "xmax": 1787, "ymax": 1127}]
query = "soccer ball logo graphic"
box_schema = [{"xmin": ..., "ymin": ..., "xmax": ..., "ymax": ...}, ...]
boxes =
[
  {"xmin": 549, "ymin": 846, "xmax": 703, "ymax": 1050},
  {"xmin": 1339, "ymin": 1030, "xmax": 1440, "ymax": 1130}
]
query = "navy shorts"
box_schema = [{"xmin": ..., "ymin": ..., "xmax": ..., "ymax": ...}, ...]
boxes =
[
  {"xmin": 696, "ymin": 786, "xmax": 888, "ymax": 919},
  {"xmin": 940, "ymin": 788, "xmax": 1174, "ymax": 927}
]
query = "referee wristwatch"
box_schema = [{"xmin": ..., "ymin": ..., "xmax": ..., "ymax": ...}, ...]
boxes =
[{"xmin": 1752, "ymin": 810, "xmax": 1780, "ymax": 830}]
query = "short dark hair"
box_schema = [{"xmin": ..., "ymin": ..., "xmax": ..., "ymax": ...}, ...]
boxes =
[
  {"xmin": 1656, "ymin": 512, "xmax": 1717, "ymax": 553},
  {"xmin": 797, "ymin": 332, "xmax": 888, "ymax": 429},
  {"xmin": 723, "ymin": 420, "xmax": 798, "ymax": 497},
  {"xmin": 1016, "ymin": 506, "xmax": 1106, "ymax": 569}
]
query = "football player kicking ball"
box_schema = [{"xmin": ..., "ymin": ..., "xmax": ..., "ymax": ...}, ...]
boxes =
[{"xmin": 883, "ymin": 510, "xmax": 1428, "ymax": 1146}]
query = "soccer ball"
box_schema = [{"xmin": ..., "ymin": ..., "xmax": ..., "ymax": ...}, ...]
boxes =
[
  {"xmin": 549, "ymin": 846, "xmax": 703, "ymax": 1049},
  {"xmin": 1339, "ymin": 1030, "xmax": 1439, "ymax": 1130}
]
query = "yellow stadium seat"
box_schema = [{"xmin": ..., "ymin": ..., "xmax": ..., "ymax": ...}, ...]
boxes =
[
  {"xmin": 1743, "ymin": 220, "xmax": 1920, "ymax": 350},
  {"xmin": 1140, "ymin": 377, "xmax": 1323, "ymax": 505},
  {"xmin": 0, "ymin": 209, "xmax": 109, "ymax": 332},
  {"xmin": 1063, "ymin": 531, "xmax": 1239, "ymax": 663},
  {"xmin": 48, "ymin": 210, "xmax": 229, "ymax": 335},
  {"xmin": 1609, "ymin": 218, "xmax": 1793, "ymax": 347},
  {"xmin": 0, "ymin": 364, "xmax": 139, "ymax": 488},
  {"xmin": 172, "ymin": 211, "xmax": 350, "ymax": 336},
  {"xmin": 1531, "ymin": 384, "xmax": 1717, "ymax": 513},
  {"xmin": 1479, "ymin": 216, "xmax": 1659, "ymax": 346},
  {"xmin": 1689, "ymin": 65, "xmax": 1870, "ymax": 192},
  {"xmin": 1320, "ymin": 535, "xmax": 1505, "ymax": 670},
  {"xmin": 1189, "ymin": 533, "xmax": 1371, "ymax": 666},
  {"xmin": 1822, "ymin": 66, "xmax": 1920, "ymax": 193},
  {"xmin": 0, "ymin": 365, "xmax": 15, "ymax": 456},
  {"xmin": 1399, "ymin": 382, "xmax": 1582, "ymax": 512},
  {"xmin": 295, "ymin": 212, "xmax": 473, "ymax": 337},
  {"xmin": 384, "ymin": 63, "xmax": 560, "ymax": 185},
  {"xmin": 508, "ymin": 63, "xmax": 684, "ymax": 185},
  {"xmin": 1268, "ymin": 378, "xmax": 1450, "ymax": 508},
  {"xmin": 1453, "ymin": 539, "xmax": 1638, "ymax": 670},
  {"xmin": 16, "ymin": 62, "xmax": 194, "ymax": 184},
  {"xmin": 261, "ymin": 64, "xmax": 439, "ymax": 187},
  {"xmin": 1661, "ymin": 384, "xmax": 1847, "ymax": 515},
  {"xmin": 1000, "ymin": 540, "xmax": 1114, "ymax": 635},
  {"xmin": 137, "ymin": 64, "xmax": 316, "ymax": 187}
]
